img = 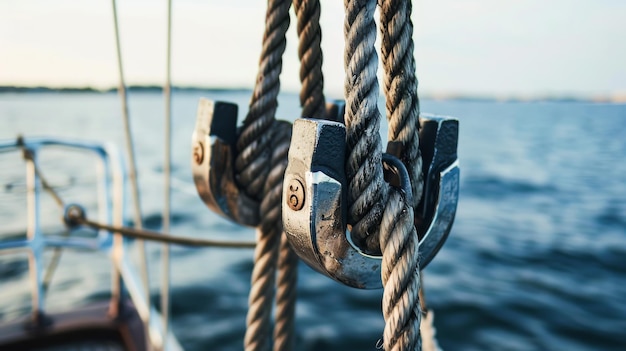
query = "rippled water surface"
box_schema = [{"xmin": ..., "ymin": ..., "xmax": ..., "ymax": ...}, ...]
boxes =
[{"xmin": 1, "ymin": 91, "xmax": 625, "ymax": 350}]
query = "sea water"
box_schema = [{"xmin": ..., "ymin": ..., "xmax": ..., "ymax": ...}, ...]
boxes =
[{"xmin": 0, "ymin": 91, "xmax": 624, "ymax": 351}]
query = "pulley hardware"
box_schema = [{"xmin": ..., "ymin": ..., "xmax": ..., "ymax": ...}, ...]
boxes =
[
  {"xmin": 282, "ymin": 116, "xmax": 459, "ymax": 289},
  {"xmin": 191, "ymin": 99, "xmax": 260, "ymax": 227}
]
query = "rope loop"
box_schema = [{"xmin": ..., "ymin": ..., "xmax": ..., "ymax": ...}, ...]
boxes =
[
  {"xmin": 343, "ymin": 0, "xmax": 388, "ymax": 254},
  {"xmin": 342, "ymin": 0, "xmax": 424, "ymax": 349}
]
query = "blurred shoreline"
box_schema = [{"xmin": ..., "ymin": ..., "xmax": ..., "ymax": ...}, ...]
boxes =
[{"xmin": 1, "ymin": 85, "xmax": 624, "ymax": 104}]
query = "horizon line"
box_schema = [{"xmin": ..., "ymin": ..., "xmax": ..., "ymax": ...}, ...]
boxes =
[{"xmin": 0, "ymin": 85, "xmax": 624, "ymax": 104}]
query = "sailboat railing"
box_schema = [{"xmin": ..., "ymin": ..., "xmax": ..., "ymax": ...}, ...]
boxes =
[{"xmin": 0, "ymin": 136, "xmax": 181, "ymax": 350}]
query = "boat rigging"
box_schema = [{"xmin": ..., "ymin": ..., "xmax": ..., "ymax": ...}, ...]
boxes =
[{"xmin": 0, "ymin": 0, "xmax": 459, "ymax": 350}]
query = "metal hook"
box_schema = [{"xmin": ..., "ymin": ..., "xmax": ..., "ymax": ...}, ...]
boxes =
[
  {"xmin": 191, "ymin": 99, "xmax": 260, "ymax": 227},
  {"xmin": 282, "ymin": 115, "xmax": 459, "ymax": 289}
]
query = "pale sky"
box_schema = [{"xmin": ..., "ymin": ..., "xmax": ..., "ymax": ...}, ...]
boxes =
[{"xmin": 1, "ymin": 0, "xmax": 624, "ymax": 97}]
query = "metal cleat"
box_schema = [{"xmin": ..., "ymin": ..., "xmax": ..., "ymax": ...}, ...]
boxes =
[
  {"xmin": 191, "ymin": 98, "xmax": 260, "ymax": 227},
  {"xmin": 282, "ymin": 115, "xmax": 459, "ymax": 289}
]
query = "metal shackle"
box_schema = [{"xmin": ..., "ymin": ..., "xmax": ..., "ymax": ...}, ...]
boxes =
[
  {"xmin": 282, "ymin": 115, "xmax": 459, "ymax": 289},
  {"xmin": 191, "ymin": 98, "xmax": 260, "ymax": 227}
]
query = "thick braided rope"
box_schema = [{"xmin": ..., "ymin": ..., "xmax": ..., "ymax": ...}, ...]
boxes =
[
  {"xmin": 380, "ymin": 189, "xmax": 422, "ymax": 351},
  {"xmin": 271, "ymin": 1, "xmax": 330, "ymax": 350},
  {"xmin": 380, "ymin": 0, "xmax": 423, "ymax": 208},
  {"xmin": 269, "ymin": 122, "xmax": 297, "ymax": 351},
  {"xmin": 244, "ymin": 121, "xmax": 290, "ymax": 351},
  {"xmin": 236, "ymin": 0, "xmax": 292, "ymax": 200},
  {"xmin": 293, "ymin": 0, "xmax": 326, "ymax": 119},
  {"xmin": 275, "ymin": 232, "xmax": 298, "ymax": 351},
  {"xmin": 241, "ymin": 1, "xmax": 292, "ymax": 350},
  {"xmin": 379, "ymin": 1, "xmax": 423, "ymax": 349},
  {"xmin": 245, "ymin": 221, "xmax": 279, "ymax": 351},
  {"xmin": 273, "ymin": 2, "xmax": 333, "ymax": 348},
  {"xmin": 344, "ymin": 0, "xmax": 388, "ymax": 254}
]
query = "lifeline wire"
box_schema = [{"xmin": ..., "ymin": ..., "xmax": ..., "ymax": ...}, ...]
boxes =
[{"xmin": 79, "ymin": 218, "xmax": 257, "ymax": 249}]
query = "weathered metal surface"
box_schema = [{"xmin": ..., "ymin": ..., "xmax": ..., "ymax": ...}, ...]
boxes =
[
  {"xmin": 282, "ymin": 115, "xmax": 460, "ymax": 289},
  {"xmin": 191, "ymin": 99, "xmax": 260, "ymax": 227}
]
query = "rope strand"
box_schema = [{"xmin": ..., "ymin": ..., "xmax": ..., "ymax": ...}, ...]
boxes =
[
  {"xmin": 236, "ymin": 0, "xmax": 292, "ymax": 200},
  {"xmin": 268, "ymin": 122, "xmax": 296, "ymax": 351},
  {"xmin": 294, "ymin": 0, "xmax": 326, "ymax": 119},
  {"xmin": 379, "ymin": 1, "xmax": 424, "ymax": 349},
  {"xmin": 245, "ymin": 227, "xmax": 280, "ymax": 351},
  {"xmin": 380, "ymin": 0, "xmax": 423, "ymax": 208},
  {"xmin": 274, "ymin": 232, "xmax": 298, "ymax": 351},
  {"xmin": 380, "ymin": 189, "xmax": 421, "ymax": 351},
  {"xmin": 238, "ymin": 2, "xmax": 293, "ymax": 349},
  {"xmin": 343, "ymin": 0, "xmax": 388, "ymax": 254}
]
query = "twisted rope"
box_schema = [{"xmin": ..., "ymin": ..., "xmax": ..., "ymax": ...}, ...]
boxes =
[
  {"xmin": 270, "ymin": 1, "xmax": 332, "ymax": 349},
  {"xmin": 244, "ymin": 221, "xmax": 278, "ymax": 351},
  {"xmin": 343, "ymin": 0, "xmax": 388, "ymax": 254},
  {"xmin": 245, "ymin": 120, "xmax": 293, "ymax": 351},
  {"xmin": 270, "ymin": 2, "xmax": 332, "ymax": 348},
  {"xmin": 275, "ymin": 232, "xmax": 298, "ymax": 351},
  {"xmin": 380, "ymin": 189, "xmax": 421, "ymax": 351},
  {"xmin": 269, "ymin": 121, "xmax": 297, "ymax": 351},
  {"xmin": 238, "ymin": 0, "xmax": 325, "ymax": 349},
  {"xmin": 293, "ymin": 0, "xmax": 326, "ymax": 119},
  {"xmin": 240, "ymin": 1, "xmax": 292, "ymax": 350},
  {"xmin": 267, "ymin": 2, "xmax": 332, "ymax": 350},
  {"xmin": 341, "ymin": 0, "xmax": 424, "ymax": 349},
  {"xmin": 378, "ymin": 1, "xmax": 423, "ymax": 349},
  {"xmin": 380, "ymin": 0, "xmax": 423, "ymax": 208},
  {"xmin": 236, "ymin": 0, "xmax": 292, "ymax": 200}
]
